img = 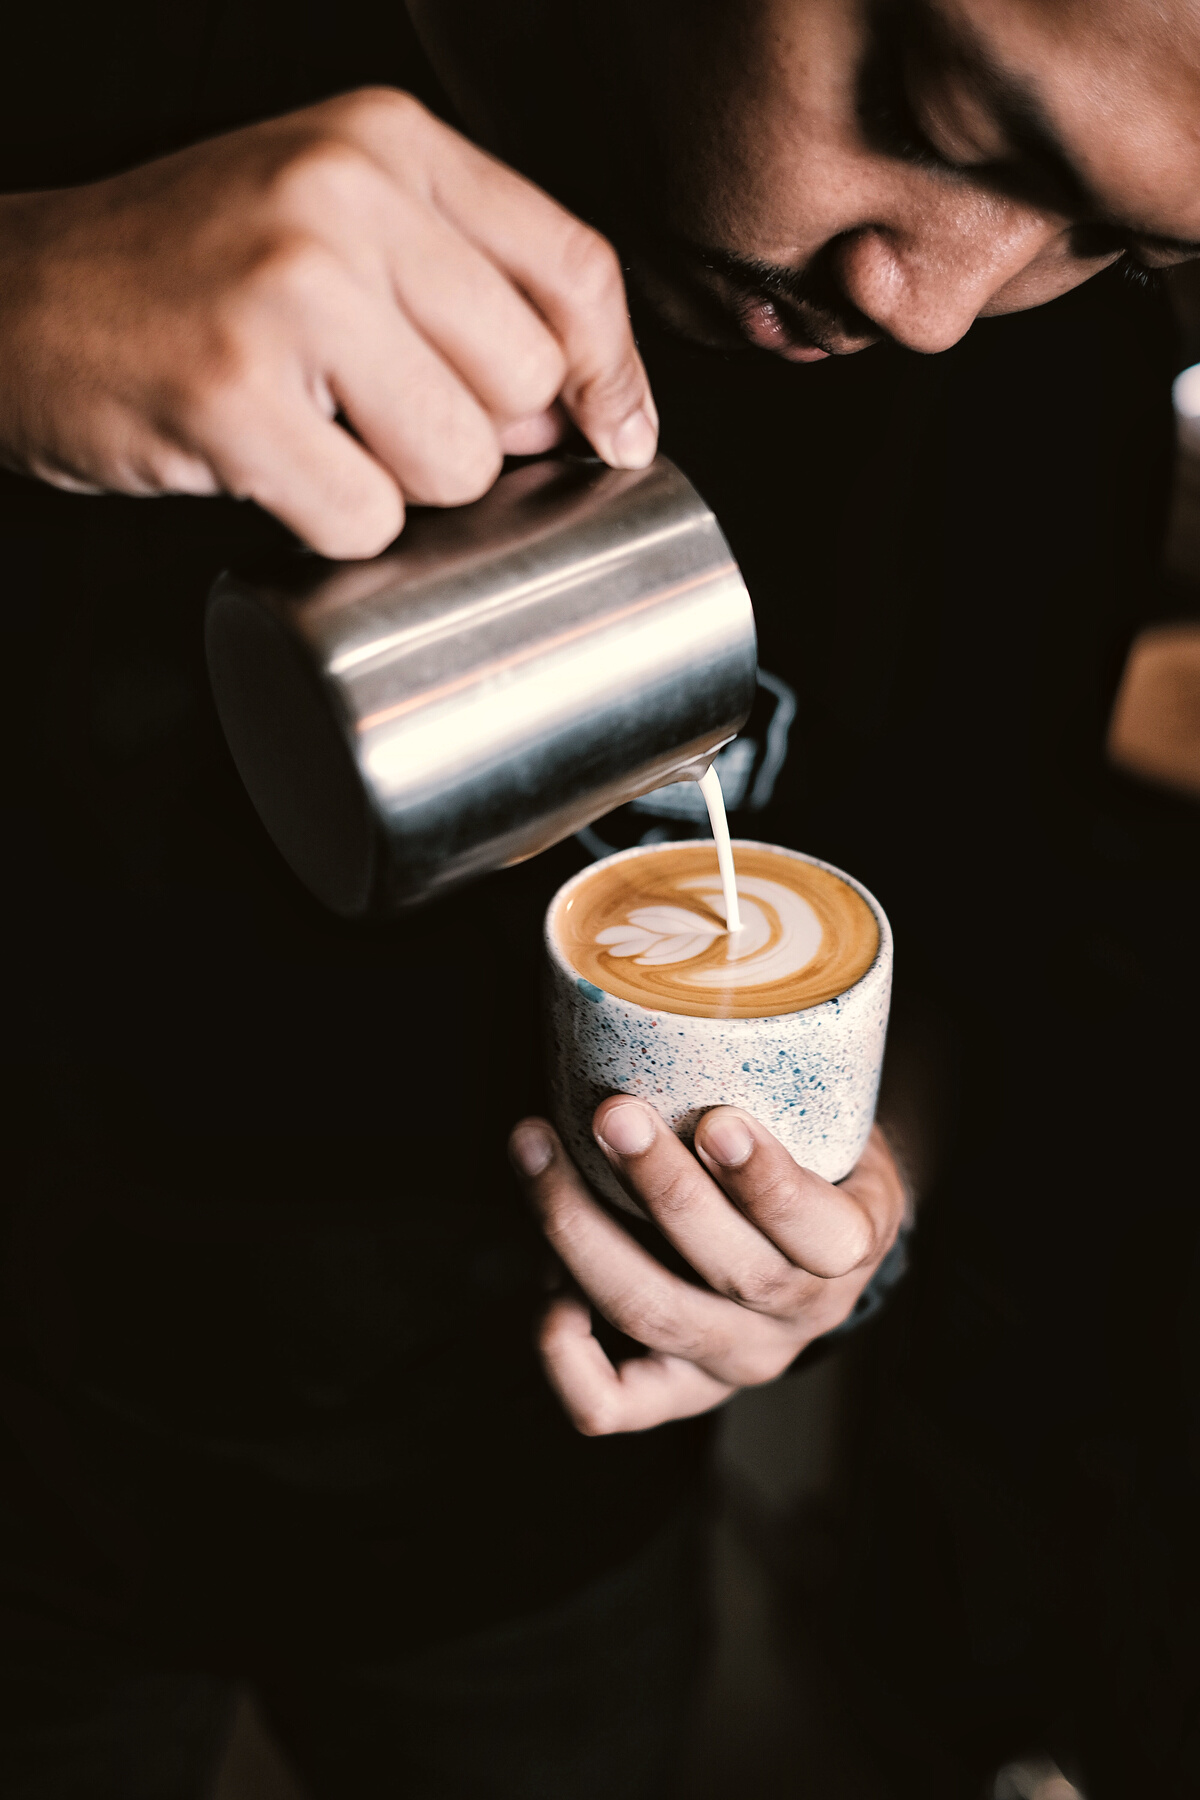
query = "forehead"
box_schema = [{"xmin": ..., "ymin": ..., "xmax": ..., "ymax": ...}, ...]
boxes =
[{"xmin": 931, "ymin": 0, "xmax": 1200, "ymax": 239}]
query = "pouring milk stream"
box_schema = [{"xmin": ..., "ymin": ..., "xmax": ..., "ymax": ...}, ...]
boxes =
[{"xmin": 697, "ymin": 764, "xmax": 742, "ymax": 935}]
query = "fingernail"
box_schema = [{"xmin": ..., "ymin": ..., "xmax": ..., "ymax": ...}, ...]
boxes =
[
  {"xmin": 596, "ymin": 1101, "xmax": 656, "ymax": 1157},
  {"xmin": 700, "ymin": 1113, "xmax": 754, "ymax": 1168},
  {"xmin": 510, "ymin": 1123, "xmax": 553, "ymax": 1178},
  {"xmin": 609, "ymin": 405, "xmax": 657, "ymax": 470}
]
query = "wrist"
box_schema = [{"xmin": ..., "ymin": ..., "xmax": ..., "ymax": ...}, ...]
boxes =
[{"xmin": 872, "ymin": 1117, "xmax": 919, "ymax": 1226}]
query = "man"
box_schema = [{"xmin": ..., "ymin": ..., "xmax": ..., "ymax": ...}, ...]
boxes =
[{"xmin": 0, "ymin": 3, "xmax": 1194, "ymax": 1795}]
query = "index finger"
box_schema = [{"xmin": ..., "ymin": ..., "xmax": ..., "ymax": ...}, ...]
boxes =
[
  {"xmin": 692, "ymin": 1108, "xmax": 880, "ymax": 1278},
  {"xmin": 591, "ymin": 1096, "xmax": 812, "ymax": 1310},
  {"xmin": 508, "ymin": 1118, "xmax": 800, "ymax": 1387},
  {"xmin": 398, "ymin": 110, "xmax": 657, "ymax": 469},
  {"xmin": 539, "ymin": 1292, "xmax": 736, "ymax": 1435}
]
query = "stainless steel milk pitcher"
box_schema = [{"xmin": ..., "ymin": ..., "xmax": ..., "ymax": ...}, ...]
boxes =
[{"xmin": 205, "ymin": 454, "xmax": 757, "ymax": 917}]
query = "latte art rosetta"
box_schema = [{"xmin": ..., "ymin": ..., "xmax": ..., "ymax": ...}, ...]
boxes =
[
  {"xmin": 556, "ymin": 842, "xmax": 879, "ymax": 1019},
  {"xmin": 598, "ymin": 876, "xmax": 824, "ymax": 988}
]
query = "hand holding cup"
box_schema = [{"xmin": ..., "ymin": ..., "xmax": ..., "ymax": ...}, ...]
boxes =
[
  {"xmin": 520, "ymin": 838, "xmax": 900, "ymax": 1433},
  {"xmin": 509, "ymin": 1107, "xmax": 907, "ymax": 1434}
]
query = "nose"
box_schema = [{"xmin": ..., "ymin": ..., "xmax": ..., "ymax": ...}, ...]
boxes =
[{"xmin": 832, "ymin": 195, "xmax": 1062, "ymax": 354}]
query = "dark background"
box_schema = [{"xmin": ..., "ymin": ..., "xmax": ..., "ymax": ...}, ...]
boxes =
[{"xmin": 2, "ymin": 6, "xmax": 1197, "ymax": 1795}]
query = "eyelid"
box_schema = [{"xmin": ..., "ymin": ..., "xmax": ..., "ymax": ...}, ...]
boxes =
[
  {"xmin": 902, "ymin": 68, "xmax": 974, "ymax": 168},
  {"xmin": 1129, "ymin": 242, "xmax": 1200, "ymax": 271},
  {"xmin": 890, "ymin": 54, "xmax": 974, "ymax": 174},
  {"xmin": 900, "ymin": 127, "xmax": 966, "ymax": 176},
  {"xmin": 900, "ymin": 42, "xmax": 1087, "ymax": 216},
  {"xmin": 901, "ymin": 44, "xmax": 1016, "ymax": 184},
  {"xmin": 858, "ymin": 9, "xmax": 981, "ymax": 180}
]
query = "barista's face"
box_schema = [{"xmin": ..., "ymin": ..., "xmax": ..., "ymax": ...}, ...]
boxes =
[{"xmin": 413, "ymin": 0, "xmax": 1200, "ymax": 360}]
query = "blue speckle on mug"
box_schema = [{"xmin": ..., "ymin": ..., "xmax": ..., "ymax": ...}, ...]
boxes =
[{"xmin": 545, "ymin": 845, "xmax": 892, "ymax": 1205}]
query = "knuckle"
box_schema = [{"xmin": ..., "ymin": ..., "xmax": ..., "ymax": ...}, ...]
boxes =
[
  {"xmin": 363, "ymin": 86, "xmax": 432, "ymax": 149},
  {"xmin": 614, "ymin": 1289, "xmax": 678, "ymax": 1348},
  {"xmin": 537, "ymin": 1191, "xmax": 581, "ymax": 1248},
  {"xmin": 270, "ymin": 138, "xmax": 381, "ymax": 219},
  {"xmin": 572, "ymin": 1395, "xmax": 620, "ymax": 1437},
  {"xmin": 268, "ymin": 236, "xmax": 340, "ymax": 304},
  {"xmin": 736, "ymin": 1164, "xmax": 808, "ymax": 1241},
  {"xmin": 318, "ymin": 504, "xmax": 403, "ymax": 561},
  {"xmin": 138, "ymin": 446, "xmax": 211, "ymax": 495},
  {"xmin": 573, "ymin": 354, "xmax": 644, "ymax": 426},
  {"xmin": 341, "ymin": 85, "xmax": 426, "ymax": 130},
  {"xmin": 223, "ymin": 234, "xmax": 340, "ymax": 327},
  {"xmin": 730, "ymin": 1343, "xmax": 793, "ymax": 1388},
  {"xmin": 838, "ymin": 1205, "xmax": 877, "ymax": 1273},
  {"xmin": 537, "ymin": 1307, "xmax": 571, "ymax": 1359},
  {"xmin": 724, "ymin": 1263, "xmax": 795, "ymax": 1314},
  {"xmin": 270, "ymin": 484, "xmax": 403, "ymax": 561},
  {"xmin": 420, "ymin": 433, "xmax": 503, "ymax": 508},
  {"xmin": 557, "ymin": 220, "xmax": 623, "ymax": 306},
  {"xmin": 171, "ymin": 343, "xmax": 253, "ymax": 440},
  {"xmin": 644, "ymin": 1164, "xmax": 701, "ymax": 1222},
  {"xmin": 324, "ymin": 87, "xmax": 436, "ymax": 183},
  {"xmin": 504, "ymin": 335, "xmax": 567, "ymax": 416}
]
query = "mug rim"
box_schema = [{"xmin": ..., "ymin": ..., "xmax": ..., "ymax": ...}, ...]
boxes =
[{"xmin": 543, "ymin": 837, "xmax": 891, "ymax": 1026}]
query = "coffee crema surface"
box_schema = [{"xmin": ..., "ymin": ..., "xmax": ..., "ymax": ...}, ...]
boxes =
[{"xmin": 554, "ymin": 843, "xmax": 879, "ymax": 1019}]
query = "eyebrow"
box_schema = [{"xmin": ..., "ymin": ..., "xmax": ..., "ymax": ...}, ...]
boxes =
[{"xmin": 898, "ymin": 0, "xmax": 1200, "ymax": 254}]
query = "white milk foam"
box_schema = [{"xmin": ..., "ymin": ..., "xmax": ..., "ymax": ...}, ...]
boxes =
[
  {"xmin": 589, "ymin": 765, "xmax": 826, "ymax": 992},
  {"xmin": 595, "ymin": 874, "xmax": 825, "ymax": 988}
]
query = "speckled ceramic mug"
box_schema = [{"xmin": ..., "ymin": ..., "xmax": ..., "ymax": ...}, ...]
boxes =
[{"xmin": 544, "ymin": 841, "xmax": 893, "ymax": 1213}]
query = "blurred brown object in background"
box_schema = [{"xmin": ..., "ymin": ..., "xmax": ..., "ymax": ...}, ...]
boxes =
[
  {"xmin": 1107, "ymin": 266, "xmax": 1200, "ymax": 797},
  {"xmin": 991, "ymin": 1757, "xmax": 1084, "ymax": 1800},
  {"xmin": 1107, "ymin": 622, "xmax": 1200, "ymax": 797}
]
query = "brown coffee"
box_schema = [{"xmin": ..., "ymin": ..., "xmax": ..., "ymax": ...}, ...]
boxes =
[{"xmin": 553, "ymin": 841, "xmax": 879, "ymax": 1020}]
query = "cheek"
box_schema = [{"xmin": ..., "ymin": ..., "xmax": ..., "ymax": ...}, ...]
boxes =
[
  {"xmin": 978, "ymin": 246, "xmax": 1124, "ymax": 317},
  {"xmin": 659, "ymin": 107, "xmax": 841, "ymax": 257},
  {"xmin": 652, "ymin": 0, "xmax": 867, "ymax": 257}
]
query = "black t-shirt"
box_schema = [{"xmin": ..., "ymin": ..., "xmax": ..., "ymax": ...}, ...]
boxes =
[
  {"xmin": 1, "ymin": 4, "xmax": 727, "ymax": 1660},
  {"xmin": 2, "ymin": 1, "xmax": 1195, "ymax": 1662}
]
